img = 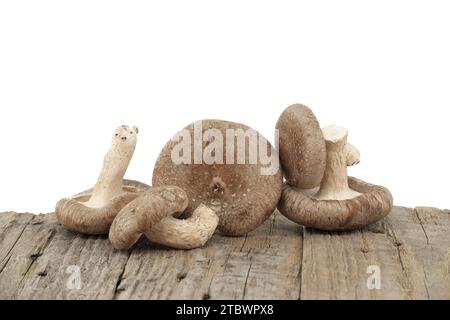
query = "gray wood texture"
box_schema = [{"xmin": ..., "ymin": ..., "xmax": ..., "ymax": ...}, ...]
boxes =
[{"xmin": 0, "ymin": 206, "xmax": 448, "ymax": 300}]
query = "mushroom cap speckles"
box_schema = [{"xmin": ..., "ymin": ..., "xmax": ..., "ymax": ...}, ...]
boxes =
[
  {"xmin": 152, "ymin": 119, "xmax": 283, "ymax": 236},
  {"xmin": 276, "ymin": 104, "xmax": 327, "ymax": 189},
  {"xmin": 109, "ymin": 186, "xmax": 189, "ymax": 250},
  {"xmin": 278, "ymin": 177, "xmax": 393, "ymax": 231},
  {"xmin": 55, "ymin": 180, "xmax": 150, "ymax": 235}
]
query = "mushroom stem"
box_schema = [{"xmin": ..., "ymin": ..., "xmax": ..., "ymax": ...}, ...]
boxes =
[
  {"xmin": 315, "ymin": 125, "xmax": 361, "ymax": 200},
  {"xmin": 85, "ymin": 125, "xmax": 138, "ymax": 208},
  {"xmin": 145, "ymin": 204, "xmax": 219, "ymax": 250}
]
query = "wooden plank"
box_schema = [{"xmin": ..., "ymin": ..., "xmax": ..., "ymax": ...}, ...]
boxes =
[
  {"xmin": 0, "ymin": 206, "xmax": 448, "ymax": 300},
  {"xmin": 300, "ymin": 206, "xmax": 450, "ymax": 300},
  {"xmin": 114, "ymin": 211, "xmax": 302, "ymax": 300}
]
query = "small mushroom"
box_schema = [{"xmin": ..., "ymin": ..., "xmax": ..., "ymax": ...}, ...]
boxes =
[
  {"xmin": 109, "ymin": 186, "xmax": 190, "ymax": 250},
  {"xmin": 152, "ymin": 119, "xmax": 283, "ymax": 236},
  {"xmin": 277, "ymin": 106, "xmax": 393, "ymax": 230},
  {"xmin": 55, "ymin": 125, "xmax": 146, "ymax": 235},
  {"xmin": 145, "ymin": 204, "xmax": 219, "ymax": 249}
]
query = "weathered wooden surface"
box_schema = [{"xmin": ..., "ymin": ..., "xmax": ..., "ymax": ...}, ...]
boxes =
[{"xmin": 0, "ymin": 206, "xmax": 448, "ymax": 300}]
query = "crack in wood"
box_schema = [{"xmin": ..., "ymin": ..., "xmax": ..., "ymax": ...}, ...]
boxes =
[
  {"xmin": 265, "ymin": 214, "xmax": 277, "ymax": 249},
  {"xmin": 239, "ymin": 233, "xmax": 248, "ymax": 253},
  {"xmin": 298, "ymin": 226, "xmax": 304, "ymax": 301},
  {"xmin": 241, "ymin": 260, "xmax": 253, "ymax": 300},
  {"xmin": 1, "ymin": 226, "xmax": 26, "ymax": 266},
  {"xmin": 422, "ymin": 265, "xmax": 431, "ymax": 300},
  {"xmin": 13, "ymin": 227, "xmax": 57, "ymax": 298},
  {"xmin": 414, "ymin": 208, "xmax": 431, "ymax": 245},
  {"xmin": 384, "ymin": 221, "xmax": 408, "ymax": 273},
  {"xmin": 0, "ymin": 215, "xmax": 33, "ymax": 271},
  {"xmin": 113, "ymin": 250, "xmax": 133, "ymax": 298},
  {"xmin": 0, "ymin": 255, "xmax": 12, "ymax": 275}
]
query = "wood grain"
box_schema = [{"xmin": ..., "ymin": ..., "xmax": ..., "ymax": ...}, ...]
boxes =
[
  {"xmin": 114, "ymin": 212, "xmax": 302, "ymax": 300},
  {"xmin": 0, "ymin": 206, "xmax": 448, "ymax": 300}
]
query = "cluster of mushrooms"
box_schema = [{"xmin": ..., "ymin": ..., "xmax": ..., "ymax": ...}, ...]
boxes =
[{"xmin": 55, "ymin": 104, "xmax": 393, "ymax": 250}]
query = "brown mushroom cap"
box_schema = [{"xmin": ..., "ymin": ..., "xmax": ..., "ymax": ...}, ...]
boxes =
[
  {"xmin": 109, "ymin": 186, "xmax": 189, "ymax": 250},
  {"xmin": 55, "ymin": 180, "xmax": 150, "ymax": 235},
  {"xmin": 152, "ymin": 119, "xmax": 283, "ymax": 236},
  {"xmin": 278, "ymin": 177, "xmax": 393, "ymax": 231},
  {"xmin": 345, "ymin": 143, "xmax": 361, "ymax": 166},
  {"xmin": 72, "ymin": 179, "xmax": 151, "ymax": 198},
  {"xmin": 276, "ymin": 104, "xmax": 327, "ymax": 189},
  {"xmin": 145, "ymin": 204, "xmax": 219, "ymax": 249}
]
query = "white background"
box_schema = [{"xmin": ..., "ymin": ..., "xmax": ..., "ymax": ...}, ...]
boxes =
[{"xmin": 1, "ymin": 1, "xmax": 449, "ymax": 214}]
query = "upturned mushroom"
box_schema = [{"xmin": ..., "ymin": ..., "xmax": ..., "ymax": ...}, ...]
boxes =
[
  {"xmin": 145, "ymin": 204, "xmax": 219, "ymax": 249},
  {"xmin": 109, "ymin": 186, "xmax": 187, "ymax": 249},
  {"xmin": 277, "ymin": 106, "xmax": 393, "ymax": 231},
  {"xmin": 152, "ymin": 119, "xmax": 283, "ymax": 236},
  {"xmin": 109, "ymin": 187, "xmax": 219, "ymax": 250},
  {"xmin": 56, "ymin": 125, "xmax": 147, "ymax": 234}
]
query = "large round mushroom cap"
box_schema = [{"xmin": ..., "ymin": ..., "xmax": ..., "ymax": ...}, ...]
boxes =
[
  {"xmin": 152, "ymin": 119, "xmax": 283, "ymax": 236},
  {"xmin": 276, "ymin": 104, "xmax": 326, "ymax": 189}
]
